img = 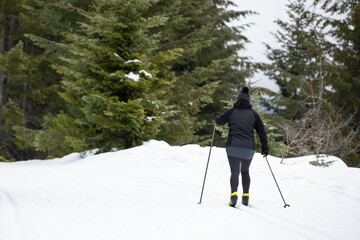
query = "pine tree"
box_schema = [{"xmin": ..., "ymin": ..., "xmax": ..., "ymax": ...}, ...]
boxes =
[
  {"xmin": 19, "ymin": 0, "xmax": 181, "ymax": 156},
  {"xmin": 265, "ymin": 0, "xmax": 360, "ymax": 166},
  {"xmin": 263, "ymin": 0, "xmax": 334, "ymax": 120},
  {"xmin": 0, "ymin": 0, "xmax": 90, "ymax": 160},
  {"xmin": 310, "ymin": 0, "xmax": 360, "ymax": 166},
  {"xmin": 8, "ymin": 0, "xmax": 251, "ymax": 156},
  {"xmin": 0, "ymin": 0, "xmax": 31, "ymax": 160},
  {"xmin": 1, "ymin": 0, "xmax": 276, "ymax": 158},
  {"xmin": 152, "ymin": 0, "xmax": 254, "ymax": 145},
  {"xmin": 309, "ymin": 0, "xmax": 359, "ymax": 121}
]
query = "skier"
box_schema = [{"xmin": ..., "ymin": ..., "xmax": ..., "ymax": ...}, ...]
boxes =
[{"xmin": 213, "ymin": 87, "xmax": 268, "ymax": 207}]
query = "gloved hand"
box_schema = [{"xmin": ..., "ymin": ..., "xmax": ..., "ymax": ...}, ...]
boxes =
[
  {"xmin": 261, "ymin": 148, "xmax": 269, "ymax": 157},
  {"xmin": 213, "ymin": 112, "xmax": 220, "ymax": 120}
]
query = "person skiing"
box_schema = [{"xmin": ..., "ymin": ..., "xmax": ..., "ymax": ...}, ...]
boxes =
[{"xmin": 213, "ymin": 87, "xmax": 268, "ymax": 207}]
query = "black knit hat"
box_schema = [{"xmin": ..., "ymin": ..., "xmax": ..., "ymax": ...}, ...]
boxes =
[{"xmin": 236, "ymin": 87, "xmax": 250, "ymax": 102}]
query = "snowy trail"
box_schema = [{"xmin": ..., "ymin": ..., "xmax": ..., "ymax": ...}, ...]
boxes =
[
  {"xmin": 0, "ymin": 190, "xmax": 25, "ymax": 240},
  {"xmin": 0, "ymin": 140, "xmax": 359, "ymax": 240},
  {"xmin": 242, "ymin": 205, "xmax": 334, "ymax": 240}
]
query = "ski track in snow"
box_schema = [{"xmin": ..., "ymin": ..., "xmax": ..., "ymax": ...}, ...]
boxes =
[
  {"xmin": 0, "ymin": 140, "xmax": 359, "ymax": 240},
  {"xmin": 201, "ymin": 185, "xmax": 334, "ymax": 240},
  {"xmin": 0, "ymin": 190, "xmax": 25, "ymax": 240},
  {"xmin": 242, "ymin": 206, "xmax": 334, "ymax": 240}
]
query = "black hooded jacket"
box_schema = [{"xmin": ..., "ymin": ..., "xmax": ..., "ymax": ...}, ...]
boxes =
[{"xmin": 214, "ymin": 100, "xmax": 268, "ymax": 154}]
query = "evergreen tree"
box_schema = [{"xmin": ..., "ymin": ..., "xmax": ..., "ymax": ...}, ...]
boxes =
[
  {"xmin": 17, "ymin": 0, "xmax": 181, "ymax": 156},
  {"xmin": 310, "ymin": 0, "xmax": 360, "ymax": 126},
  {"xmin": 0, "ymin": 0, "xmax": 34, "ymax": 160},
  {"xmin": 265, "ymin": 0, "xmax": 359, "ymax": 166},
  {"xmin": 263, "ymin": 0, "xmax": 336, "ymax": 120},
  {"xmin": 26, "ymin": 0, "xmax": 254, "ymax": 155},
  {"xmin": 152, "ymin": 0, "xmax": 254, "ymax": 145},
  {"xmin": 310, "ymin": 0, "xmax": 360, "ymax": 166},
  {"xmin": 0, "ymin": 0, "xmax": 91, "ymax": 161},
  {"xmin": 1, "ymin": 0, "xmax": 263, "ymax": 159}
]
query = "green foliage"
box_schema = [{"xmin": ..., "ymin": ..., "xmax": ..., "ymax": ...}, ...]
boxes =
[
  {"xmin": 0, "ymin": 155, "xmax": 14, "ymax": 162},
  {"xmin": 34, "ymin": 114, "xmax": 87, "ymax": 157},
  {"xmin": 1, "ymin": 0, "xmax": 252, "ymax": 159},
  {"xmin": 0, "ymin": 0, "xmax": 74, "ymax": 161},
  {"xmin": 4, "ymin": 0, "xmax": 326, "ymax": 163},
  {"xmin": 309, "ymin": 159, "xmax": 335, "ymax": 168},
  {"xmin": 0, "ymin": 0, "xmax": 25, "ymax": 49},
  {"xmin": 264, "ymin": 0, "xmax": 360, "ymax": 166},
  {"xmin": 24, "ymin": 0, "xmax": 176, "ymax": 155},
  {"xmin": 157, "ymin": 57, "xmax": 229, "ymax": 145},
  {"xmin": 153, "ymin": 0, "xmax": 254, "ymax": 145},
  {"xmin": 1, "ymin": 101, "xmax": 24, "ymax": 134},
  {"xmin": 0, "ymin": 39, "xmax": 63, "ymax": 158},
  {"xmin": 11, "ymin": 113, "xmax": 87, "ymax": 158},
  {"xmin": 0, "ymin": 101, "xmax": 25, "ymax": 161},
  {"xmin": 263, "ymin": 0, "xmax": 330, "ymax": 119},
  {"xmin": 312, "ymin": 0, "xmax": 360, "ymax": 131}
]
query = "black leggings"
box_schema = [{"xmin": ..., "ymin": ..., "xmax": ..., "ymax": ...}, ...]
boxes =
[{"xmin": 227, "ymin": 155, "xmax": 252, "ymax": 194}]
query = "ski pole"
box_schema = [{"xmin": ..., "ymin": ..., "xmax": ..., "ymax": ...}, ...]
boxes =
[
  {"xmin": 198, "ymin": 123, "xmax": 216, "ymax": 204},
  {"xmin": 264, "ymin": 155, "xmax": 290, "ymax": 208}
]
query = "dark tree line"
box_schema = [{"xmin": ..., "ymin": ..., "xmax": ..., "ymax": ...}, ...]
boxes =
[
  {"xmin": 0, "ymin": 0, "xmax": 252, "ymax": 159},
  {"xmin": 0, "ymin": 0, "xmax": 359, "ymax": 166}
]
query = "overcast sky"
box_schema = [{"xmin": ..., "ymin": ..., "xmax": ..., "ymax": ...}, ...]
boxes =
[{"xmin": 229, "ymin": 0, "xmax": 290, "ymax": 92}]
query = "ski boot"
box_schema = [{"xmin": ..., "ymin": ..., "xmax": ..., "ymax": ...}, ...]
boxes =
[
  {"xmin": 229, "ymin": 192, "xmax": 238, "ymax": 207},
  {"xmin": 242, "ymin": 193, "xmax": 249, "ymax": 206}
]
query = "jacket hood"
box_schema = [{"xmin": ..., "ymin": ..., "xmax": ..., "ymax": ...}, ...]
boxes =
[{"xmin": 234, "ymin": 99, "xmax": 252, "ymax": 109}]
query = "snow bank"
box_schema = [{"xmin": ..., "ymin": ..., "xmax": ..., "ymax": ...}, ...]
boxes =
[{"xmin": 0, "ymin": 140, "xmax": 359, "ymax": 240}]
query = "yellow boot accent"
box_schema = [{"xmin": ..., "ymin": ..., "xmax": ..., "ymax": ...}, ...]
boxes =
[
  {"xmin": 242, "ymin": 193, "xmax": 249, "ymax": 197},
  {"xmin": 229, "ymin": 192, "xmax": 238, "ymax": 206}
]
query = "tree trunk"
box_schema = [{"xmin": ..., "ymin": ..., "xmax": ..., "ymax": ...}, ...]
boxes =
[
  {"xmin": 0, "ymin": 72, "xmax": 5, "ymax": 139},
  {"xmin": 0, "ymin": 13, "xmax": 13, "ymax": 143}
]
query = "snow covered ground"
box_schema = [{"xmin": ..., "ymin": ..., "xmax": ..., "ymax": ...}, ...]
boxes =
[{"xmin": 0, "ymin": 140, "xmax": 359, "ymax": 240}]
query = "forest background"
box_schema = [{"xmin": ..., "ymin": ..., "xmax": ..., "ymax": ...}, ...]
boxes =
[{"xmin": 0, "ymin": 0, "xmax": 359, "ymax": 167}]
